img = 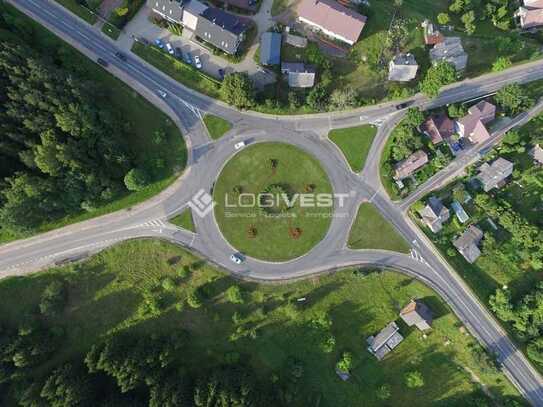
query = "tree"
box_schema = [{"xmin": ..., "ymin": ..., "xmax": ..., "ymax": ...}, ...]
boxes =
[
  {"xmin": 405, "ymin": 371, "xmax": 424, "ymax": 388},
  {"xmin": 225, "ymin": 286, "xmax": 244, "ymax": 304},
  {"xmin": 527, "ymin": 338, "xmax": 543, "ymax": 365},
  {"xmin": 492, "ymin": 56, "xmax": 512, "ymax": 72},
  {"xmin": 437, "ymin": 13, "xmax": 450, "ymax": 25},
  {"xmin": 186, "ymin": 290, "xmax": 202, "ymax": 308},
  {"xmin": 495, "ymin": 84, "xmax": 534, "ymax": 115},
  {"xmin": 39, "ymin": 280, "xmax": 66, "ymax": 317},
  {"xmin": 40, "ymin": 364, "xmax": 93, "ymax": 407},
  {"xmin": 329, "ymin": 88, "xmax": 358, "ymax": 110},
  {"xmin": 420, "ymin": 62, "xmax": 456, "ymax": 97},
  {"xmin": 489, "ymin": 289, "xmax": 514, "ymax": 321},
  {"xmin": 376, "ymin": 384, "xmax": 392, "ymax": 400},
  {"xmin": 306, "ymin": 83, "xmax": 329, "ymax": 111},
  {"xmin": 336, "ymin": 352, "xmax": 352, "ymax": 373},
  {"xmin": 221, "ymin": 73, "xmax": 255, "ymax": 109},
  {"xmin": 149, "ymin": 376, "xmax": 191, "ymax": 407},
  {"xmin": 124, "ymin": 168, "xmax": 149, "ymax": 191},
  {"xmin": 461, "ymin": 11, "xmax": 476, "ymax": 35}
]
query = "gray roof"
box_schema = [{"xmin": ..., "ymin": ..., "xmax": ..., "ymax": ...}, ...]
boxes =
[
  {"xmin": 281, "ymin": 62, "xmax": 305, "ymax": 73},
  {"xmin": 476, "ymin": 158, "xmax": 514, "ymax": 192},
  {"xmin": 394, "ymin": 150, "xmax": 429, "ymax": 180},
  {"xmin": 285, "ymin": 33, "xmax": 308, "ymax": 48},
  {"xmin": 419, "ymin": 196, "xmax": 449, "ymax": 233},
  {"xmin": 195, "ymin": 8, "xmax": 248, "ymax": 54},
  {"xmin": 451, "ymin": 201, "xmax": 469, "ymax": 223},
  {"xmin": 530, "ymin": 144, "xmax": 543, "ymax": 163},
  {"xmin": 388, "ymin": 53, "xmax": 418, "ymax": 82},
  {"xmin": 281, "ymin": 63, "xmax": 316, "ymax": 87},
  {"xmin": 369, "ymin": 321, "xmax": 401, "ymax": 352},
  {"xmin": 453, "ymin": 225, "xmax": 483, "ymax": 263},
  {"xmin": 150, "ymin": 0, "xmax": 184, "ymax": 23},
  {"xmin": 430, "ymin": 37, "xmax": 468, "ymax": 71},
  {"xmin": 260, "ymin": 32, "xmax": 282, "ymax": 65}
]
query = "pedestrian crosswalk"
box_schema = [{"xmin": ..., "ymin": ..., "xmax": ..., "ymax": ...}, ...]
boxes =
[{"xmin": 410, "ymin": 248, "xmax": 428, "ymax": 265}]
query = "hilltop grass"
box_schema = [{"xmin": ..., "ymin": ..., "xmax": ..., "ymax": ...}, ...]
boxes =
[
  {"xmin": 329, "ymin": 125, "xmax": 377, "ymax": 172},
  {"xmin": 348, "ymin": 203, "xmax": 410, "ymax": 253},
  {"xmin": 203, "ymin": 114, "xmax": 232, "ymax": 140},
  {"xmin": 0, "ymin": 240, "xmax": 522, "ymax": 406}
]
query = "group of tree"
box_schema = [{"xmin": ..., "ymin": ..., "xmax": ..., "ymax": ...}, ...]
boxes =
[
  {"xmin": 388, "ymin": 108, "xmax": 425, "ymax": 162},
  {"xmin": 494, "ymin": 83, "xmax": 535, "ymax": 115},
  {"xmin": 420, "ymin": 61, "xmax": 457, "ymax": 97},
  {"xmin": 447, "ymin": 0, "xmax": 515, "ymax": 33}
]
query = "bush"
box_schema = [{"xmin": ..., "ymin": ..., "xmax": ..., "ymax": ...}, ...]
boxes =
[
  {"xmin": 186, "ymin": 290, "xmax": 202, "ymax": 308},
  {"xmin": 405, "ymin": 371, "xmax": 424, "ymax": 388},
  {"xmin": 225, "ymin": 286, "xmax": 244, "ymax": 304},
  {"xmin": 161, "ymin": 277, "xmax": 175, "ymax": 291},
  {"xmin": 336, "ymin": 352, "xmax": 352, "ymax": 373},
  {"xmin": 124, "ymin": 168, "xmax": 149, "ymax": 191},
  {"xmin": 39, "ymin": 280, "xmax": 66, "ymax": 317}
]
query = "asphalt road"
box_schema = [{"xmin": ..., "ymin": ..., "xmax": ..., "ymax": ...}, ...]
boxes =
[{"xmin": 3, "ymin": 0, "xmax": 543, "ymax": 404}]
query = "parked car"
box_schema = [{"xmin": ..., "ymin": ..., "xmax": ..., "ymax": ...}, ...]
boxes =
[
  {"xmin": 234, "ymin": 141, "xmax": 246, "ymax": 150},
  {"xmin": 174, "ymin": 47, "xmax": 183, "ymax": 59},
  {"xmin": 135, "ymin": 37, "xmax": 149, "ymax": 45},
  {"xmin": 115, "ymin": 52, "xmax": 127, "ymax": 61},
  {"xmin": 183, "ymin": 52, "xmax": 193, "ymax": 65},
  {"xmin": 154, "ymin": 39, "xmax": 164, "ymax": 49},
  {"xmin": 97, "ymin": 58, "xmax": 108, "ymax": 67},
  {"xmin": 218, "ymin": 68, "xmax": 225, "ymax": 80},
  {"xmin": 194, "ymin": 55, "xmax": 202, "ymax": 69},
  {"xmin": 166, "ymin": 43, "xmax": 174, "ymax": 55},
  {"xmin": 157, "ymin": 89, "xmax": 167, "ymax": 99},
  {"xmin": 230, "ymin": 253, "xmax": 244, "ymax": 264}
]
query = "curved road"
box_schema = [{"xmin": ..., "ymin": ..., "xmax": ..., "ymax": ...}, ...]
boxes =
[{"xmin": 3, "ymin": 0, "xmax": 543, "ymax": 404}]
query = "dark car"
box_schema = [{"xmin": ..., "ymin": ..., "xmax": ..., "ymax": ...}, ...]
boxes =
[
  {"xmin": 174, "ymin": 47, "xmax": 183, "ymax": 59},
  {"xmin": 115, "ymin": 52, "xmax": 127, "ymax": 61},
  {"xmin": 135, "ymin": 37, "xmax": 149, "ymax": 46},
  {"xmin": 183, "ymin": 52, "xmax": 193, "ymax": 65},
  {"xmin": 97, "ymin": 58, "xmax": 108, "ymax": 67},
  {"xmin": 396, "ymin": 100, "xmax": 414, "ymax": 110},
  {"xmin": 218, "ymin": 68, "xmax": 225, "ymax": 80}
]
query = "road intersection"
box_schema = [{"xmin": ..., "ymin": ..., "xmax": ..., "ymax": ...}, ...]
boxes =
[{"xmin": 4, "ymin": 0, "xmax": 543, "ymax": 404}]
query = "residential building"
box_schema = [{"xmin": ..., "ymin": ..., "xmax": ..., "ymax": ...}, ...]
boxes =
[
  {"xmin": 476, "ymin": 157, "xmax": 514, "ymax": 192},
  {"xmin": 297, "ymin": 0, "xmax": 367, "ymax": 46},
  {"xmin": 516, "ymin": 0, "xmax": 543, "ymax": 29},
  {"xmin": 455, "ymin": 101, "xmax": 495, "ymax": 144},
  {"xmin": 453, "ymin": 225, "xmax": 484, "ymax": 263},
  {"xmin": 418, "ymin": 196, "xmax": 450, "ymax": 233},
  {"xmin": 529, "ymin": 144, "xmax": 543, "ymax": 165},
  {"xmin": 429, "ymin": 37, "xmax": 468, "ymax": 71},
  {"xmin": 399, "ymin": 299, "xmax": 433, "ymax": 331},
  {"xmin": 420, "ymin": 113, "xmax": 455, "ymax": 145},
  {"xmin": 149, "ymin": 0, "xmax": 207, "ymax": 29},
  {"xmin": 393, "ymin": 150, "xmax": 429, "ymax": 180},
  {"xmin": 195, "ymin": 8, "xmax": 249, "ymax": 54},
  {"xmin": 181, "ymin": 0, "xmax": 208, "ymax": 30},
  {"xmin": 260, "ymin": 32, "xmax": 282, "ymax": 65},
  {"xmin": 281, "ymin": 62, "xmax": 316, "ymax": 88},
  {"xmin": 468, "ymin": 101, "xmax": 496, "ymax": 124},
  {"xmin": 451, "ymin": 200, "xmax": 469, "ymax": 224},
  {"xmin": 218, "ymin": 0, "xmax": 257, "ymax": 13},
  {"xmin": 367, "ymin": 321, "xmax": 404, "ymax": 360},
  {"xmin": 422, "ymin": 20, "xmax": 444, "ymax": 45},
  {"xmin": 285, "ymin": 33, "xmax": 308, "ymax": 48},
  {"xmin": 388, "ymin": 53, "xmax": 419, "ymax": 82}
]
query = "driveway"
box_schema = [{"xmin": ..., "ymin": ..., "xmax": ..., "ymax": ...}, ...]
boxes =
[{"xmin": 118, "ymin": 5, "xmax": 276, "ymax": 87}]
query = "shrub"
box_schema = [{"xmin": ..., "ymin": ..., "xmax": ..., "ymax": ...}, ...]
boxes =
[
  {"xmin": 161, "ymin": 277, "xmax": 175, "ymax": 291},
  {"xmin": 39, "ymin": 280, "xmax": 66, "ymax": 317},
  {"xmin": 336, "ymin": 352, "xmax": 352, "ymax": 373},
  {"xmin": 186, "ymin": 290, "xmax": 202, "ymax": 308},
  {"xmin": 405, "ymin": 371, "xmax": 425, "ymax": 388},
  {"xmin": 225, "ymin": 286, "xmax": 244, "ymax": 304}
]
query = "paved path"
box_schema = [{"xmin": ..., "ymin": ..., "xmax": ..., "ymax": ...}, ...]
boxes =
[{"xmin": 4, "ymin": 0, "xmax": 543, "ymax": 404}]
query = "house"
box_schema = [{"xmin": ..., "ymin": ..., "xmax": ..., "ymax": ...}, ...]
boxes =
[
  {"xmin": 367, "ymin": 321, "xmax": 404, "ymax": 360},
  {"xmin": 297, "ymin": 0, "xmax": 367, "ymax": 46},
  {"xmin": 429, "ymin": 37, "xmax": 468, "ymax": 71},
  {"xmin": 400, "ymin": 299, "xmax": 433, "ymax": 331},
  {"xmin": 218, "ymin": 0, "xmax": 257, "ymax": 13},
  {"xmin": 453, "ymin": 225, "xmax": 484, "ymax": 263},
  {"xmin": 451, "ymin": 200, "xmax": 469, "ymax": 224},
  {"xmin": 422, "ymin": 20, "xmax": 444, "ymax": 45},
  {"xmin": 516, "ymin": 0, "xmax": 543, "ymax": 29},
  {"xmin": 455, "ymin": 101, "xmax": 495, "ymax": 144},
  {"xmin": 195, "ymin": 8, "xmax": 249, "ymax": 54},
  {"xmin": 181, "ymin": 0, "xmax": 208, "ymax": 30},
  {"xmin": 260, "ymin": 32, "xmax": 282, "ymax": 65},
  {"xmin": 281, "ymin": 62, "xmax": 316, "ymax": 88},
  {"xmin": 418, "ymin": 196, "xmax": 450, "ymax": 233},
  {"xmin": 388, "ymin": 53, "xmax": 419, "ymax": 82},
  {"xmin": 420, "ymin": 113, "xmax": 455, "ymax": 145},
  {"xmin": 393, "ymin": 150, "xmax": 429, "ymax": 180},
  {"xmin": 149, "ymin": 0, "xmax": 207, "ymax": 29},
  {"xmin": 285, "ymin": 33, "xmax": 308, "ymax": 48},
  {"xmin": 529, "ymin": 144, "xmax": 543, "ymax": 164},
  {"xmin": 476, "ymin": 157, "xmax": 514, "ymax": 192}
]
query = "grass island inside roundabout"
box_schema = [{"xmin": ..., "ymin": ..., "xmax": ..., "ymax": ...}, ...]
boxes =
[{"xmin": 213, "ymin": 142, "xmax": 334, "ymax": 261}]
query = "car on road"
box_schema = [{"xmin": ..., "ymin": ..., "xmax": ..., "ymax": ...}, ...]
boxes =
[
  {"xmin": 396, "ymin": 101, "xmax": 414, "ymax": 110},
  {"xmin": 157, "ymin": 90, "xmax": 167, "ymax": 99},
  {"xmin": 230, "ymin": 253, "xmax": 244, "ymax": 264},
  {"xmin": 135, "ymin": 37, "xmax": 149, "ymax": 45},
  {"xmin": 218, "ymin": 68, "xmax": 225, "ymax": 80},
  {"xmin": 97, "ymin": 58, "xmax": 108, "ymax": 67},
  {"xmin": 194, "ymin": 55, "xmax": 202, "ymax": 69},
  {"xmin": 115, "ymin": 52, "xmax": 127, "ymax": 61},
  {"xmin": 166, "ymin": 43, "xmax": 174, "ymax": 55},
  {"xmin": 154, "ymin": 39, "xmax": 164, "ymax": 49},
  {"xmin": 234, "ymin": 141, "xmax": 246, "ymax": 150}
]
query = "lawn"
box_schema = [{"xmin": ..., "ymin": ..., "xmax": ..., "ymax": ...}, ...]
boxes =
[
  {"xmin": 203, "ymin": 114, "xmax": 232, "ymax": 140},
  {"xmin": 213, "ymin": 142, "xmax": 333, "ymax": 261},
  {"xmin": 329, "ymin": 125, "xmax": 377, "ymax": 172},
  {"xmin": 131, "ymin": 42, "xmax": 221, "ymax": 98},
  {"xmin": 0, "ymin": 4, "xmax": 187, "ymax": 244},
  {"xmin": 53, "ymin": 0, "xmax": 97, "ymax": 24},
  {"xmin": 0, "ymin": 240, "xmax": 522, "ymax": 406},
  {"xmin": 271, "ymin": 0, "xmax": 288, "ymax": 16},
  {"xmin": 101, "ymin": 22, "xmax": 121, "ymax": 40},
  {"xmin": 169, "ymin": 208, "xmax": 196, "ymax": 232},
  {"xmin": 348, "ymin": 203, "xmax": 410, "ymax": 253}
]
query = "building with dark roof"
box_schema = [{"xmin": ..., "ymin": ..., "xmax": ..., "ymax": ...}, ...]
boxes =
[
  {"xmin": 393, "ymin": 150, "xmax": 429, "ymax": 180},
  {"xmin": 453, "ymin": 225, "xmax": 484, "ymax": 263},
  {"xmin": 195, "ymin": 8, "xmax": 249, "ymax": 54},
  {"xmin": 148, "ymin": 0, "xmax": 207, "ymax": 30},
  {"xmin": 260, "ymin": 32, "xmax": 281, "ymax": 65},
  {"xmin": 420, "ymin": 113, "xmax": 455, "ymax": 145},
  {"xmin": 400, "ymin": 299, "xmax": 433, "ymax": 331},
  {"xmin": 217, "ymin": 0, "xmax": 257, "ymax": 12},
  {"xmin": 367, "ymin": 321, "xmax": 404, "ymax": 360},
  {"xmin": 418, "ymin": 196, "xmax": 450, "ymax": 233}
]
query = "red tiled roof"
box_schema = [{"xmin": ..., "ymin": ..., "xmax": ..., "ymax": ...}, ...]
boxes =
[{"xmin": 421, "ymin": 113, "xmax": 454, "ymax": 144}]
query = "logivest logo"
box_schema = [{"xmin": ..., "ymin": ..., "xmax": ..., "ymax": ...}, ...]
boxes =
[{"xmin": 188, "ymin": 189, "xmax": 216, "ymax": 218}]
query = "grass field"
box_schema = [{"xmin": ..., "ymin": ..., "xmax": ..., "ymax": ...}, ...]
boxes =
[
  {"xmin": 0, "ymin": 240, "xmax": 522, "ymax": 406},
  {"xmin": 0, "ymin": 4, "xmax": 187, "ymax": 244},
  {"xmin": 131, "ymin": 42, "xmax": 221, "ymax": 98},
  {"xmin": 203, "ymin": 114, "xmax": 232, "ymax": 139},
  {"xmin": 213, "ymin": 142, "xmax": 333, "ymax": 261},
  {"xmin": 54, "ymin": 0, "xmax": 97, "ymax": 24},
  {"xmin": 101, "ymin": 23, "xmax": 121, "ymax": 40},
  {"xmin": 348, "ymin": 203, "xmax": 410, "ymax": 253},
  {"xmin": 170, "ymin": 208, "xmax": 196, "ymax": 232},
  {"xmin": 329, "ymin": 125, "xmax": 377, "ymax": 172}
]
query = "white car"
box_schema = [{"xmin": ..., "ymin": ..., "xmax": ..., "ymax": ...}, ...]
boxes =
[
  {"xmin": 194, "ymin": 55, "xmax": 202, "ymax": 69},
  {"xmin": 230, "ymin": 253, "xmax": 243, "ymax": 264},
  {"xmin": 157, "ymin": 89, "xmax": 167, "ymax": 98},
  {"xmin": 234, "ymin": 141, "xmax": 246, "ymax": 150},
  {"xmin": 166, "ymin": 43, "xmax": 174, "ymax": 55}
]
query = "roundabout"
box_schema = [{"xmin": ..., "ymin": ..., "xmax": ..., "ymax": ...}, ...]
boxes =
[{"xmin": 213, "ymin": 142, "xmax": 333, "ymax": 262}]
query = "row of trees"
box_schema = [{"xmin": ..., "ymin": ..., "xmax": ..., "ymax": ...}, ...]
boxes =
[{"xmin": 446, "ymin": 0, "xmax": 515, "ymax": 33}]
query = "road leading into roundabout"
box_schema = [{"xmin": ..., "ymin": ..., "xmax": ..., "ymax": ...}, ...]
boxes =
[{"xmin": 3, "ymin": 0, "xmax": 543, "ymax": 404}]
